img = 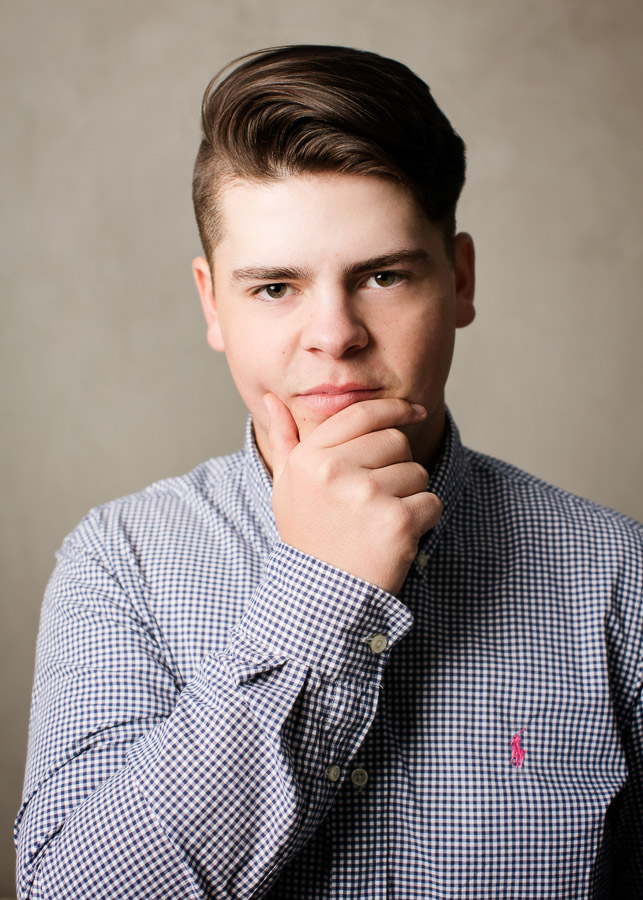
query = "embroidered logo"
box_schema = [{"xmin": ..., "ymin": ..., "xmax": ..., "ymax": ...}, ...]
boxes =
[{"xmin": 510, "ymin": 728, "xmax": 526, "ymax": 768}]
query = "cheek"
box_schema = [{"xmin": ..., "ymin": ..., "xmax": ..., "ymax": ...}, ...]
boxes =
[
  {"xmin": 223, "ymin": 321, "xmax": 278, "ymax": 382},
  {"xmin": 390, "ymin": 309, "xmax": 453, "ymax": 363},
  {"xmin": 219, "ymin": 337, "xmax": 278, "ymax": 421},
  {"xmin": 386, "ymin": 303, "xmax": 456, "ymax": 392}
]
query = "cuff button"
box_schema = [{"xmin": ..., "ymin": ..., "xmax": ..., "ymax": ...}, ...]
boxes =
[{"xmin": 369, "ymin": 633, "xmax": 388, "ymax": 654}]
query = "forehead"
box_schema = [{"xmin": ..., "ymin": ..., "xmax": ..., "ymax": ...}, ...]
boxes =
[{"xmin": 213, "ymin": 173, "xmax": 439, "ymax": 268}]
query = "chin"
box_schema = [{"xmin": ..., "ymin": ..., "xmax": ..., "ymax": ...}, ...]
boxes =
[{"xmin": 293, "ymin": 411, "xmax": 327, "ymax": 438}]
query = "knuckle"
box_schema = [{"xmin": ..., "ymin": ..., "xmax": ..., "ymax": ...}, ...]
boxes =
[
  {"xmin": 318, "ymin": 454, "xmax": 342, "ymax": 484},
  {"xmin": 385, "ymin": 397, "xmax": 412, "ymax": 423},
  {"xmin": 391, "ymin": 502, "xmax": 413, "ymax": 534},
  {"xmin": 413, "ymin": 462, "xmax": 430, "ymax": 486},
  {"xmin": 432, "ymin": 493, "xmax": 444, "ymax": 518},
  {"xmin": 363, "ymin": 470, "xmax": 380, "ymax": 500},
  {"xmin": 350, "ymin": 401, "xmax": 374, "ymax": 429},
  {"xmin": 420, "ymin": 494, "xmax": 443, "ymax": 529},
  {"xmin": 386, "ymin": 427, "xmax": 411, "ymax": 457},
  {"xmin": 391, "ymin": 397, "xmax": 410, "ymax": 414},
  {"xmin": 354, "ymin": 470, "xmax": 378, "ymax": 504}
]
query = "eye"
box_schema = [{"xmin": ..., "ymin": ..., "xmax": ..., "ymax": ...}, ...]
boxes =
[
  {"xmin": 365, "ymin": 271, "xmax": 404, "ymax": 289},
  {"xmin": 252, "ymin": 283, "xmax": 295, "ymax": 300}
]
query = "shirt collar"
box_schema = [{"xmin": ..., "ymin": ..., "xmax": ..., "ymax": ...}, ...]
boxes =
[
  {"xmin": 243, "ymin": 415, "xmax": 281, "ymax": 548},
  {"xmin": 242, "ymin": 406, "xmax": 469, "ymax": 565},
  {"xmin": 413, "ymin": 406, "xmax": 469, "ymax": 572}
]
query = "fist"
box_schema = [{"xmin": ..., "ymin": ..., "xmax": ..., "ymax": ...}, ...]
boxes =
[{"xmin": 264, "ymin": 394, "xmax": 442, "ymax": 595}]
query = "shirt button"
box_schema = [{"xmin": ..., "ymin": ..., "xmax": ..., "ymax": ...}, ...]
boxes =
[
  {"xmin": 416, "ymin": 550, "xmax": 429, "ymax": 569},
  {"xmin": 326, "ymin": 764, "xmax": 341, "ymax": 783},
  {"xmin": 351, "ymin": 767, "xmax": 369, "ymax": 787},
  {"xmin": 368, "ymin": 633, "xmax": 388, "ymax": 654}
]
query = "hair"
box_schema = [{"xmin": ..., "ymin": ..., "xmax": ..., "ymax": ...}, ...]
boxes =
[{"xmin": 192, "ymin": 44, "xmax": 466, "ymax": 264}]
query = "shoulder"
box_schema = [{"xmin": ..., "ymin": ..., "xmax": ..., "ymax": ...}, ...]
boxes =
[
  {"xmin": 460, "ymin": 448, "xmax": 643, "ymax": 714},
  {"xmin": 60, "ymin": 449, "xmax": 250, "ymax": 564},
  {"xmin": 463, "ymin": 446, "xmax": 643, "ymax": 548}
]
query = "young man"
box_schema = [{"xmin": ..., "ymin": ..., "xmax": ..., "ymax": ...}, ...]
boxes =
[{"xmin": 16, "ymin": 45, "xmax": 643, "ymax": 898}]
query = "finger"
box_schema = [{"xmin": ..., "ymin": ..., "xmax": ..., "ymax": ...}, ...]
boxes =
[
  {"xmin": 263, "ymin": 392, "xmax": 300, "ymax": 480},
  {"xmin": 370, "ymin": 461, "xmax": 429, "ymax": 498},
  {"xmin": 399, "ymin": 491, "xmax": 443, "ymax": 537},
  {"xmin": 342, "ymin": 427, "xmax": 413, "ymax": 469},
  {"xmin": 309, "ymin": 397, "xmax": 426, "ymax": 449}
]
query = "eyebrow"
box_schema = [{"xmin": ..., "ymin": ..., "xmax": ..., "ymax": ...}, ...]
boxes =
[{"xmin": 230, "ymin": 248, "xmax": 432, "ymax": 284}]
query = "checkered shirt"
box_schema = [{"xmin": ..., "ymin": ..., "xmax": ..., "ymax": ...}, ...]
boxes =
[{"xmin": 16, "ymin": 411, "xmax": 643, "ymax": 898}]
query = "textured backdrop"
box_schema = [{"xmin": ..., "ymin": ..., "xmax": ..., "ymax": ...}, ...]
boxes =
[{"xmin": 2, "ymin": 0, "xmax": 642, "ymax": 892}]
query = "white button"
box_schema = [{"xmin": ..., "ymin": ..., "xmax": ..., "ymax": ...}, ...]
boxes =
[
  {"xmin": 326, "ymin": 764, "xmax": 341, "ymax": 783},
  {"xmin": 351, "ymin": 767, "xmax": 368, "ymax": 787},
  {"xmin": 416, "ymin": 550, "xmax": 429, "ymax": 569},
  {"xmin": 369, "ymin": 633, "xmax": 388, "ymax": 654}
]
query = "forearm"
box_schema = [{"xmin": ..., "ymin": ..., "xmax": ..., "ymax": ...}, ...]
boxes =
[
  {"xmin": 17, "ymin": 542, "xmax": 412, "ymax": 898},
  {"xmin": 19, "ymin": 764, "xmax": 204, "ymax": 900},
  {"xmin": 18, "ymin": 656, "xmax": 310, "ymax": 899}
]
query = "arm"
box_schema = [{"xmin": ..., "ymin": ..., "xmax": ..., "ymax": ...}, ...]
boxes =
[
  {"xmin": 613, "ymin": 686, "xmax": 643, "ymax": 895},
  {"xmin": 16, "ymin": 522, "xmax": 412, "ymax": 899},
  {"xmin": 17, "ymin": 397, "xmax": 441, "ymax": 898}
]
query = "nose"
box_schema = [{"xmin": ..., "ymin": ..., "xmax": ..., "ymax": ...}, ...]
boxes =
[{"xmin": 300, "ymin": 288, "xmax": 369, "ymax": 358}]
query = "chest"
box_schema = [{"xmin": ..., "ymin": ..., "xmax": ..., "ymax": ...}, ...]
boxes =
[{"xmin": 272, "ymin": 565, "xmax": 628, "ymax": 898}]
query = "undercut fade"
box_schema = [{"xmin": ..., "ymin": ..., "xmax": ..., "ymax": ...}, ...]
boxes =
[{"xmin": 193, "ymin": 45, "xmax": 466, "ymax": 264}]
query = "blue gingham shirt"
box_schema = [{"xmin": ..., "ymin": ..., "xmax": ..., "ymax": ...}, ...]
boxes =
[{"xmin": 16, "ymin": 412, "xmax": 643, "ymax": 898}]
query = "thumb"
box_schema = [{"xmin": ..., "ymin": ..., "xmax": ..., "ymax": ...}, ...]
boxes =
[{"xmin": 263, "ymin": 393, "xmax": 300, "ymax": 480}]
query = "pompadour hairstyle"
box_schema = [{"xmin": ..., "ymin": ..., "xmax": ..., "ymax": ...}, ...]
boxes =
[{"xmin": 193, "ymin": 44, "xmax": 466, "ymax": 263}]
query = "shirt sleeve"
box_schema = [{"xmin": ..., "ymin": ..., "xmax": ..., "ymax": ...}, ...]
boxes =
[
  {"xmin": 15, "ymin": 519, "xmax": 413, "ymax": 899},
  {"xmin": 612, "ymin": 685, "xmax": 643, "ymax": 896},
  {"xmin": 603, "ymin": 524, "xmax": 643, "ymax": 896}
]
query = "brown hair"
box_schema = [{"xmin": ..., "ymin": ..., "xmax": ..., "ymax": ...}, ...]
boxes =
[{"xmin": 193, "ymin": 45, "xmax": 466, "ymax": 263}]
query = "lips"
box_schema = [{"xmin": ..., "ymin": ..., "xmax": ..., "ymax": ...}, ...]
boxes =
[{"xmin": 297, "ymin": 383, "xmax": 383, "ymax": 414}]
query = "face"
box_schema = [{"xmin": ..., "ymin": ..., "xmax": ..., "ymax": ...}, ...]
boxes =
[{"xmin": 193, "ymin": 173, "xmax": 475, "ymax": 471}]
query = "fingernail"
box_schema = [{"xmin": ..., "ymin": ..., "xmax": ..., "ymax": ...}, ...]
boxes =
[{"xmin": 411, "ymin": 404, "xmax": 426, "ymax": 416}]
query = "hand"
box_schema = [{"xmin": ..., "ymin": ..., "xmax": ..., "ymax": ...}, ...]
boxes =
[{"xmin": 264, "ymin": 394, "xmax": 443, "ymax": 595}]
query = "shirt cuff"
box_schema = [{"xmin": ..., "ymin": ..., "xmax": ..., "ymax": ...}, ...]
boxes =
[{"xmin": 230, "ymin": 542, "xmax": 414, "ymax": 682}]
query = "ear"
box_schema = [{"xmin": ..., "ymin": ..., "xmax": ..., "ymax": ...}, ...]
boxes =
[
  {"xmin": 192, "ymin": 256, "xmax": 225, "ymax": 352},
  {"xmin": 453, "ymin": 232, "xmax": 476, "ymax": 329}
]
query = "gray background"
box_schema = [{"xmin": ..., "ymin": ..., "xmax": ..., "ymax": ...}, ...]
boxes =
[{"xmin": 2, "ymin": 0, "xmax": 642, "ymax": 893}]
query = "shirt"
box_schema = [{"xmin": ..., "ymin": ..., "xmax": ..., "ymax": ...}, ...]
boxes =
[{"xmin": 15, "ymin": 411, "xmax": 643, "ymax": 899}]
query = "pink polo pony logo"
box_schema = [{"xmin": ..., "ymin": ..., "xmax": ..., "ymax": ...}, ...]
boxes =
[{"xmin": 510, "ymin": 728, "xmax": 526, "ymax": 768}]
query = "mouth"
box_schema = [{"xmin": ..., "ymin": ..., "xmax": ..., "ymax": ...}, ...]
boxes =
[{"xmin": 297, "ymin": 383, "xmax": 383, "ymax": 414}]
